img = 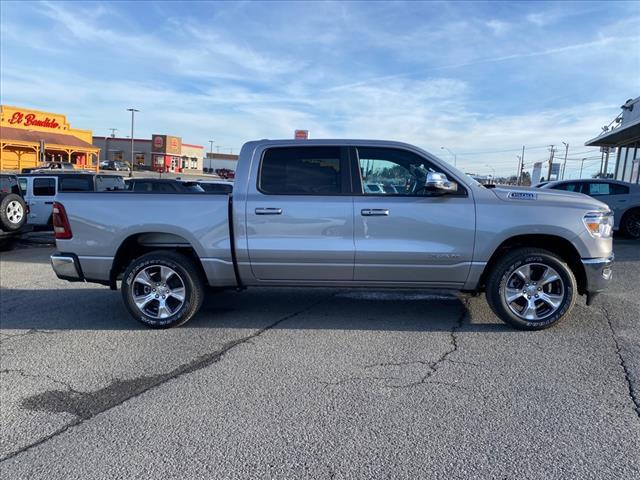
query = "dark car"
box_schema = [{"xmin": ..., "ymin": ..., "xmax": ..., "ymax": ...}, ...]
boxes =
[
  {"xmin": 0, "ymin": 173, "xmax": 28, "ymax": 232},
  {"xmin": 125, "ymin": 179, "xmax": 205, "ymax": 193},
  {"xmin": 101, "ymin": 161, "xmax": 131, "ymax": 172}
]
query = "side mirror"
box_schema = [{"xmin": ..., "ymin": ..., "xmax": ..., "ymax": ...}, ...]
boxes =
[{"xmin": 425, "ymin": 172, "xmax": 458, "ymax": 194}]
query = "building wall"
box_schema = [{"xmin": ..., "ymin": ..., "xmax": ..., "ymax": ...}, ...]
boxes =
[
  {"xmin": 204, "ymin": 153, "xmax": 238, "ymax": 172},
  {"xmin": 93, "ymin": 137, "xmax": 152, "ymax": 168},
  {"xmin": 181, "ymin": 144, "xmax": 204, "ymax": 173}
]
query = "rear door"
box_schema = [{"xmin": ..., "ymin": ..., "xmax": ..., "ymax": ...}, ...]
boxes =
[
  {"xmin": 29, "ymin": 176, "xmax": 57, "ymax": 225},
  {"xmin": 352, "ymin": 146, "xmax": 475, "ymax": 285},
  {"xmin": 582, "ymin": 181, "xmax": 630, "ymax": 226},
  {"xmin": 245, "ymin": 146, "xmax": 354, "ymax": 281}
]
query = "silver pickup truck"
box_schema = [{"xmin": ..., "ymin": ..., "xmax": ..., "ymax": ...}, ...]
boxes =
[{"xmin": 51, "ymin": 139, "xmax": 614, "ymax": 330}]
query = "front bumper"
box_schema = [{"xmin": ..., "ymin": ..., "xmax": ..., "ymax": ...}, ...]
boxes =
[
  {"xmin": 581, "ymin": 255, "xmax": 614, "ymax": 305},
  {"xmin": 51, "ymin": 253, "xmax": 85, "ymax": 282}
]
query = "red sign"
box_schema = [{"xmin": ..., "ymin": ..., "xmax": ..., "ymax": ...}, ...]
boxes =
[
  {"xmin": 153, "ymin": 136, "xmax": 164, "ymax": 148},
  {"xmin": 8, "ymin": 111, "xmax": 60, "ymax": 129},
  {"xmin": 294, "ymin": 130, "xmax": 309, "ymax": 140}
]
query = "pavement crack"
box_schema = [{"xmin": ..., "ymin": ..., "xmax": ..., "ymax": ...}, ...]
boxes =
[
  {"xmin": 0, "ymin": 294, "xmax": 333, "ymax": 463},
  {"xmin": 0, "ymin": 329, "xmax": 56, "ymax": 344},
  {"xmin": 321, "ymin": 297, "xmax": 470, "ymax": 390},
  {"xmin": 601, "ymin": 305, "xmax": 640, "ymax": 418}
]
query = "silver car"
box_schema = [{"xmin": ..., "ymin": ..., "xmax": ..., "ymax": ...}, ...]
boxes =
[{"xmin": 539, "ymin": 179, "xmax": 640, "ymax": 238}]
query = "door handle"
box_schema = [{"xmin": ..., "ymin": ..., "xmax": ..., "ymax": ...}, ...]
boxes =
[
  {"xmin": 45, "ymin": 201, "xmax": 54, "ymax": 205},
  {"xmin": 361, "ymin": 208, "xmax": 390, "ymax": 216},
  {"xmin": 255, "ymin": 207, "xmax": 283, "ymax": 215}
]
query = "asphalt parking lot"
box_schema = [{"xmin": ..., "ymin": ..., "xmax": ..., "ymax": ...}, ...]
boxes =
[{"xmin": 1, "ymin": 240, "xmax": 639, "ymax": 479}]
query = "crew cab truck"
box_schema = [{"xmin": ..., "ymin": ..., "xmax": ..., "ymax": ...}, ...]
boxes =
[{"xmin": 50, "ymin": 140, "xmax": 614, "ymax": 330}]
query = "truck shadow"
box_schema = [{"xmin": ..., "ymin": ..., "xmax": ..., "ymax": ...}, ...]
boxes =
[{"xmin": 0, "ymin": 287, "xmax": 511, "ymax": 333}]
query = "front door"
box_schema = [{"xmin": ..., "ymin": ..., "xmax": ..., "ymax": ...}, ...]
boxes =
[
  {"xmin": 353, "ymin": 147, "xmax": 475, "ymax": 286},
  {"xmin": 245, "ymin": 146, "xmax": 354, "ymax": 281},
  {"xmin": 28, "ymin": 176, "xmax": 57, "ymax": 226}
]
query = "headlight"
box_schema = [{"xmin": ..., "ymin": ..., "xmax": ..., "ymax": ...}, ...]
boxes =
[{"xmin": 583, "ymin": 211, "xmax": 613, "ymax": 238}]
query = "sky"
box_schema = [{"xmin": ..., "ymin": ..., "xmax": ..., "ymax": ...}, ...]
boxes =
[{"xmin": 1, "ymin": 0, "xmax": 639, "ymax": 178}]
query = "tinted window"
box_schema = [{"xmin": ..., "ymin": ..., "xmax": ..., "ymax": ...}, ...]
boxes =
[
  {"xmin": 358, "ymin": 147, "xmax": 439, "ymax": 195},
  {"xmin": 59, "ymin": 176, "xmax": 93, "ymax": 192},
  {"xmin": 0, "ymin": 176, "xmax": 21, "ymax": 195},
  {"xmin": 33, "ymin": 178, "xmax": 56, "ymax": 196},
  {"xmin": 18, "ymin": 178, "xmax": 27, "ymax": 195},
  {"xmin": 181, "ymin": 182, "xmax": 205, "ymax": 193},
  {"xmin": 553, "ymin": 182, "xmax": 582, "ymax": 192},
  {"xmin": 132, "ymin": 182, "xmax": 152, "ymax": 192},
  {"xmin": 154, "ymin": 182, "xmax": 178, "ymax": 192},
  {"xmin": 585, "ymin": 182, "xmax": 629, "ymax": 196},
  {"xmin": 260, "ymin": 147, "xmax": 343, "ymax": 195}
]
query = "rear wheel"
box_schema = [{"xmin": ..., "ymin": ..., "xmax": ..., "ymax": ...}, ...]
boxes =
[
  {"xmin": 121, "ymin": 251, "xmax": 204, "ymax": 328},
  {"xmin": 621, "ymin": 208, "xmax": 640, "ymax": 239},
  {"xmin": 0, "ymin": 194, "xmax": 27, "ymax": 232},
  {"xmin": 486, "ymin": 248, "xmax": 577, "ymax": 330}
]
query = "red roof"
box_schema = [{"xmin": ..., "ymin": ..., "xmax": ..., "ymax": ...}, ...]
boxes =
[{"xmin": 1, "ymin": 126, "xmax": 97, "ymax": 149}]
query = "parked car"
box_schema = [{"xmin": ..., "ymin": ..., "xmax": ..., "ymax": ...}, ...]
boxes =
[
  {"xmin": 27, "ymin": 162, "xmax": 76, "ymax": 173},
  {"xmin": 18, "ymin": 173, "xmax": 126, "ymax": 227},
  {"xmin": 538, "ymin": 179, "xmax": 640, "ymax": 238},
  {"xmin": 51, "ymin": 139, "xmax": 614, "ymax": 330},
  {"xmin": 101, "ymin": 161, "xmax": 131, "ymax": 172},
  {"xmin": 196, "ymin": 179, "xmax": 234, "ymax": 194},
  {"xmin": 215, "ymin": 168, "xmax": 235, "ymax": 179},
  {"xmin": 125, "ymin": 179, "xmax": 205, "ymax": 193},
  {"xmin": 0, "ymin": 174, "xmax": 28, "ymax": 232}
]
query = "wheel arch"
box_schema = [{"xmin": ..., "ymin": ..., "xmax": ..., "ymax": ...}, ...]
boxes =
[
  {"xmin": 109, "ymin": 232, "xmax": 208, "ymax": 290},
  {"xmin": 478, "ymin": 234, "xmax": 587, "ymax": 295}
]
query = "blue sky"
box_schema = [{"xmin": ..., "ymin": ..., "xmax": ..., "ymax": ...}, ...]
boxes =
[{"xmin": 1, "ymin": 0, "xmax": 638, "ymax": 177}]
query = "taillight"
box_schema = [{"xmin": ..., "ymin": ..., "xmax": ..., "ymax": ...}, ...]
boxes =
[{"xmin": 52, "ymin": 202, "xmax": 72, "ymax": 239}]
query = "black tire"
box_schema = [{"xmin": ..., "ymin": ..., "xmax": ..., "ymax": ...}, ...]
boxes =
[
  {"xmin": 620, "ymin": 208, "xmax": 640, "ymax": 239},
  {"xmin": 485, "ymin": 248, "xmax": 577, "ymax": 330},
  {"xmin": 121, "ymin": 250, "xmax": 204, "ymax": 328},
  {"xmin": 0, "ymin": 194, "xmax": 27, "ymax": 232}
]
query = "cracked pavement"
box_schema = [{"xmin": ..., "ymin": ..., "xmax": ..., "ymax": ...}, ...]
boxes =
[{"xmin": 1, "ymin": 241, "xmax": 639, "ymax": 479}]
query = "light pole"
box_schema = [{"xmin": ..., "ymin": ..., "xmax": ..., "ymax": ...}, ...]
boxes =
[
  {"xmin": 440, "ymin": 146, "xmax": 457, "ymax": 167},
  {"xmin": 485, "ymin": 164, "xmax": 496, "ymax": 182},
  {"xmin": 127, "ymin": 108, "xmax": 139, "ymax": 177}
]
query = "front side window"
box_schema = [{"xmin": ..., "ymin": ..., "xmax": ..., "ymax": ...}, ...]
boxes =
[
  {"xmin": 357, "ymin": 147, "xmax": 439, "ymax": 195},
  {"xmin": 260, "ymin": 147, "xmax": 343, "ymax": 195},
  {"xmin": 553, "ymin": 182, "xmax": 581, "ymax": 192},
  {"xmin": 59, "ymin": 176, "xmax": 92, "ymax": 192},
  {"xmin": 33, "ymin": 178, "xmax": 56, "ymax": 196}
]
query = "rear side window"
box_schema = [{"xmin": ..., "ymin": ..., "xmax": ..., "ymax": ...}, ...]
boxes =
[
  {"xmin": 201, "ymin": 183, "xmax": 233, "ymax": 193},
  {"xmin": 154, "ymin": 182, "xmax": 178, "ymax": 192},
  {"xmin": 0, "ymin": 176, "xmax": 21, "ymax": 195},
  {"xmin": 585, "ymin": 182, "xmax": 628, "ymax": 196},
  {"xmin": 59, "ymin": 176, "xmax": 93, "ymax": 192},
  {"xmin": 260, "ymin": 147, "xmax": 343, "ymax": 195},
  {"xmin": 33, "ymin": 178, "xmax": 56, "ymax": 196}
]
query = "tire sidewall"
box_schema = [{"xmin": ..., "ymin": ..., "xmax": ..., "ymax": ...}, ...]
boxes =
[
  {"xmin": 496, "ymin": 253, "xmax": 575, "ymax": 329},
  {"xmin": 622, "ymin": 210, "xmax": 640, "ymax": 239},
  {"xmin": 0, "ymin": 194, "xmax": 27, "ymax": 231},
  {"xmin": 122, "ymin": 255, "xmax": 195, "ymax": 328}
]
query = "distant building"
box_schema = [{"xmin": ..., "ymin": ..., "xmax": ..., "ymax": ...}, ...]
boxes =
[
  {"xmin": 1, "ymin": 105, "xmax": 100, "ymax": 172},
  {"xmin": 204, "ymin": 152, "xmax": 238, "ymax": 174},
  {"xmin": 93, "ymin": 134, "xmax": 203, "ymax": 174},
  {"xmin": 585, "ymin": 97, "xmax": 639, "ymax": 184}
]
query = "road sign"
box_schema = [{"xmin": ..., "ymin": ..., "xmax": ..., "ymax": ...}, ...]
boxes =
[{"xmin": 294, "ymin": 130, "xmax": 309, "ymax": 140}]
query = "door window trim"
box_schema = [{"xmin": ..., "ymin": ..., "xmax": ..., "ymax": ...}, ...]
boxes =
[
  {"xmin": 257, "ymin": 145, "xmax": 352, "ymax": 196},
  {"xmin": 350, "ymin": 146, "xmax": 468, "ymax": 197}
]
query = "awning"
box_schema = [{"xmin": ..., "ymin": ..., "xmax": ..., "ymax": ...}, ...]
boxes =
[
  {"xmin": 0, "ymin": 126, "xmax": 99, "ymax": 151},
  {"xmin": 585, "ymin": 118, "xmax": 640, "ymax": 147}
]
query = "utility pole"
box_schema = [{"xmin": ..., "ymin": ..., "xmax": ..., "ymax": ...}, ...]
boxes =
[
  {"xmin": 518, "ymin": 145, "xmax": 525, "ymax": 185},
  {"xmin": 108, "ymin": 128, "xmax": 118, "ymax": 138},
  {"xmin": 561, "ymin": 141, "xmax": 569, "ymax": 179},
  {"xmin": 209, "ymin": 140, "xmax": 215, "ymax": 155},
  {"xmin": 603, "ymin": 147, "xmax": 611, "ymax": 178},
  {"xmin": 547, "ymin": 145, "xmax": 556, "ymax": 181},
  {"xmin": 516, "ymin": 155, "xmax": 522, "ymax": 185},
  {"xmin": 127, "ymin": 108, "xmax": 139, "ymax": 178},
  {"xmin": 579, "ymin": 158, "xmax": 586, "ymax": 178},
  {"xmin": 599, "ymin": 150, "xmax": 605, "ymax": 178}
]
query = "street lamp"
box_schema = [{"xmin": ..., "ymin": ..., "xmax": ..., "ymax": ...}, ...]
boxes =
[
  {"xmin": 485, "ymin": 164, "xmax": 496, "ymax": 181},
  {"xmin": 440, "ymin": 146, "xmax": 457, "ymax": 167},
  {"xmin": 127, "ymin": 108, "xmax": 139, "ymax": 177}
]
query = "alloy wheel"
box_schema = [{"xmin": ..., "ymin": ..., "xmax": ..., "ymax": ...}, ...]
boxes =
[
  {"xmin": 132, "ymin": 265, "xmax": 186, "ymax": 319},
  {"xmin": 503, "ymin": 263, "xmax": 565, "ymax": 321}
]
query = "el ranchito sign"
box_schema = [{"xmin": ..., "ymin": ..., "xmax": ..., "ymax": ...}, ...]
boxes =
[{"xmin": 8, "ymin": 111, "xmax": 60, "ymax": 129}]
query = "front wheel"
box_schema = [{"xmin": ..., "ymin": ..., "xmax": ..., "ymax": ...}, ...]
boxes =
[
  {"xmin": 621, "ymin": 208, "xmax": 640, "ymax": 239},
  {"xmin": 485, "ymin": 248, "xmax": 577, "ymax": 330},
  {"xmin": 121, "ymin": 251, "xmax": 204, "ymax": 328}
]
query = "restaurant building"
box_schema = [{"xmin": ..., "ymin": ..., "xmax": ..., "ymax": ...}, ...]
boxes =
[
  {"xmin": 0, "ymin": 105, "xmax": 100, "ymax": 172},
  {"xmin": 93, "ymin": 134, "xmax": 203, "ymax": 174},
  {"xmin": 585, "ymin": 96, "xmax": 640, "ymax": 184}
]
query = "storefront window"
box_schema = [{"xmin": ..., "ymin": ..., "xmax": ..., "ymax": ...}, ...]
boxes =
[
  {"xmin": 113, "ymin": 151, "xmax": 123, "ymax": 162},
  {"xmin": 135, "ymin": 153, "xmax": 145, "ymax": 165},
  {"xmin": 191, "ymin": 158, "xmax": 197, "ymax": 169}
]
